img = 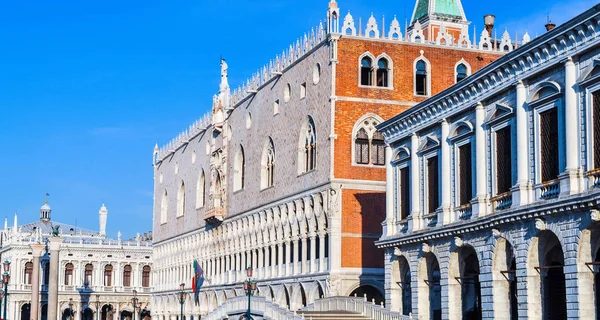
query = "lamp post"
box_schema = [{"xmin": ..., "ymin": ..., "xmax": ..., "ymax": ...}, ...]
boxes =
[
  {"xmin": 2, "ymin": 260, "xmax": 10, "ymax": 320},
  {"xmin": 68, "ymin": 298, "xmax": 74, "ymax": 320},
  {"xmin": 132, "ymin": 290, "xmax": 139, "ymax": 320},
  {"xmin": 243, "ymin": 267, "xmax": 257, "ymax": 320},
  {"xmin": 0, "ymin": 279, "xmax": 4, "ymax": 320},
  {"xmin": 95, "ymin": 295, "xmax": 100, "ymax": 320},
  {"xmin": 178, "ymin": 283, "xmax": 185, "ymax": 320}
]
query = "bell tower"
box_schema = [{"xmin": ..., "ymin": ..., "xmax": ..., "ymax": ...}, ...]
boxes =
[{"xmin": 409, "ymin": 0, "xmax": 469, "ymax": 42}]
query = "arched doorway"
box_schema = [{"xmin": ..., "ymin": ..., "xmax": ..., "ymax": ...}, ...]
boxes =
[
  {"xmin": 540, "ymin": 232, "xmax": 567, "ymax": 320},
  {"xmin": 349, "ymin": 285, "xmax": 384, "ymax": 306},
  {"xmin": 62, "ymin": 308, "xmax": 74, "ymax": 320},
  {"xmin": 459, "ymin": 246, "xmax": 482, "ymax": 320},
  {"xmin": 82, "ymin": 308, "xmax": 93, "ymax": 320},
  {"xmin": 21, "ymin": 303, "xmax": 31, "ymax": 320},
  {"xmin": 41, "ymin": 304, "xmax": 48, "ymax": 320},
  {"xmin": 418, "ymin": 253, "xmax": 441, "ymax": 320},
  {"xmin": 101, "ymin": 304, "xmax": 113, "ymax": 320},
  {"xmin": 120, "ymin": 310, "xmax": 132, "ymax": 320}
]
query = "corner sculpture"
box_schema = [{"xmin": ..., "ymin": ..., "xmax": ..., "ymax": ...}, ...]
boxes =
[{"xmin": 51, "ymin": 224, "xmax": 60, "ymax": 237}]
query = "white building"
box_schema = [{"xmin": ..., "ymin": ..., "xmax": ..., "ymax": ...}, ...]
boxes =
[
  {"xmin": 377, "ymin": 3, "xmax": 600, "ymax": 319},
  {"xmin": 0, "ymin": 201, "xmax": 153, "ymax": 320}
]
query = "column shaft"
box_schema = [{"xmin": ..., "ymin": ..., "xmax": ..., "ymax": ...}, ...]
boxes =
[
  {"xmin": 410, "ymin": 134, "xmax": 421, "ymax": 228},
  {"xmin": 441, "ymin": 119, "xmax": 451, "ymax": 224},
  {"xmin": 30, "ymin": 244, "xmax": 45, "ymax": 320},
  {"xmin": 48, "ymin": 238, "xmax": 63, "ymax": 320}
]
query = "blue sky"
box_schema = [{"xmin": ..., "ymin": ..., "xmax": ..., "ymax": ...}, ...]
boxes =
[{"xmin": 0, "ymin": 0, "xmax": 595, "ymax": 240}]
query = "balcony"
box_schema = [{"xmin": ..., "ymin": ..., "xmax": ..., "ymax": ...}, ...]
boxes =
[
  {"xmin": 205, "ymin": 207, "xmax": 224, "ymax": 223},
  {"xmin": 491, "ymin": 192, "xmax": 512, "ymax": 212},
  {"xmin": 537, "ymin": 179, "xmax": 560, "ymax": 200},
  {"xmin": 457, "ymin": 204, "xmax": 472, "ymax": 220}
]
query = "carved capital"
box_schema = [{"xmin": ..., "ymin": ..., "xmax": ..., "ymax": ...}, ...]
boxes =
[{"xmin": 591, "ymin": 209, "xmax": 600, "ymax": 222}]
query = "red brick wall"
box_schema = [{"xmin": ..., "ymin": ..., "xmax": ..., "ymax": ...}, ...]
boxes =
[{"xmin": 341, "ymin": 189, "xmax": 385, "ymax": 268}]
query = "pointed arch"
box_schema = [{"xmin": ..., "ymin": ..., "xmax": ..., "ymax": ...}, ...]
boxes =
[
  {"xmin": 352, "ymin": 114, "xmax": 385, "ymax": 166},
  {"xmin": 234, "ymin": 145, "xmax": 245, "ymax": 191},
  {"xmin": 176, "ymin": 181, "xmax": 185, "ymax": 217},
  {"xmin": 261, "ymin": 138, "xmax": 275, "ymax": 189},
  {"xmin": 298, "ymin": 117, "xmax": 317, "ymax": 174},
  {"xmin": 376, "ymin": 54, "xmax": 393, "ymax": 88},
  {"xmin": 160, "ymin": 190, "xmax": 168, "ymax": 224},
  {"xmin": 454, "ymin": 59, "xmax": 472, "ymax": 83},
  {"xmin": 359, "ymin": 52, "xmax": 375, "ymax": 86},
  {"xmin": 414, "ymin": 55, "xmax": 431, "ymax": 96},
  {"xmin": 196, "ymin": 170, "xmax": 205, "ymax": 209}
]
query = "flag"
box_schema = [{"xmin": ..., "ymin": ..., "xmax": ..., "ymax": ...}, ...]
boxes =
[{"xmin": 193, "ymin": 260, "xmax": 205, "ymax": 306}]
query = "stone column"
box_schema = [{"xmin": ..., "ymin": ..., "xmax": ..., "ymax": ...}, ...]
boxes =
[
  {"xmin": 277, "ymin": 241, "xmax": 284, "ymax": 276},
  {"xmin": 473, "ymin": 103, "xmax": 488, "ymax": 217},
  {"xmin": 30, "ymin": 244, "xmax": 45, "ymax": 320},
  {"xmin": 309, "ymin": 234, "xmax": 317, "ymax": 273},
  {"xmin": 318, "ymin": 231, "xmax": 326, "ymax": 272},
  {"xmin": 410, "ymin": 134, "xmax": 422, "ymax": 230},
  {"xmin": 561, "ymin": 56, "xmax": 582, "ymax": 196},
  {"xmin": 512, "ymin": 80, "xmax": 532, "ymax": 206},
  {"xmin": 270, "ymin": 244, "xmax": 276, "ymax": 278},
  {"xmin": 293, "ymin": 237, "xmax": 301, "ymax": 275},
  {"xmin": 384, "ymin": 146, "xmax": 395, "ymax": 236},
  {"xmin": 440, "ymin": 119, "xmax": 452, "ymax": 224},
  {"xmin": 257, "ymin": 248, "xmax": 263, "ymax": 279},
  {"xmin": 300, "ymin": 236, "xmax": 307, "ymax": 274},
  {"xmin": 48, "ymin": 237, "xmax": 63, "ymax": 320},
  {"xmin": 285, "ymin": 240, "xmax": 292, "ymax": 276}
]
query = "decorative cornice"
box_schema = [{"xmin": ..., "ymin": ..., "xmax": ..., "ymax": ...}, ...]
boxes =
[{"xmin": 378, "ymin": 5, "xmax": 600, "ymax": 145}]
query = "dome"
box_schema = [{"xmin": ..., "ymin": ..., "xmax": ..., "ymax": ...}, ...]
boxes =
[
  {"xmin": 41, "ymin": 202, "xmax": 51, "ymax": 211},
  {"xmin": 40, "ymin": 200, "xmax": 51, "ymax": 222}
]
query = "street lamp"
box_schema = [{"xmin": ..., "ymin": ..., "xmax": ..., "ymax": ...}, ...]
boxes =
[
  {"xmin": 178, "ymin": 283, "xmax": 185, "ymax": 320},
  {"xmin": 132, "ymin": 290, "xmax": 139, "ymax": 320},
  {"xmin": 243, "ymin": 267, "xmax": 257, "ymax": 320},
  {"xmin": 68, "ymin": 298, "xmax": 74, "ymax": 320},
  {"xmin": 0, "ymin": 279, "xmax": 4, "ymax": 320},
  {"xmin": 2, "ymin": 260, "xmax": 10, "ymax": 320},
  {"xmin": 95, "ymin": 295, "xmax": 100, "ymax": 320}
]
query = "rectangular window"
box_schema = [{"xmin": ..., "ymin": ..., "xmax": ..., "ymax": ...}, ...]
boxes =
[
  {"xmin": 540, "ymin": 108, "xmax": 559, "ymax": 182},
  {"xmin": 496, "ymin": 126, "xmax": 512, "ymax": 194},
  {"xmin": 399, "ymin": 166, "xmax": 411, "ymax": 220},
  {"xmin": 416, "ymin": 74, "xmax": 427, "ymax": 95},
  {"xmin": 427, "ymin": 156, "xmax": 439, "ymax": 213},
  {"xmin": 459, "ymin": 143, "xmax": 473, "ymax": 206},
  {"xmin": 377, "ymin": 69, "xmax": 388, "ymax": 87},
  {"xmin": 371, "ymin": 140, "xmax": 386, "ymax": 165},
  {"xmin": 594, "ymin": 92, "xmax": 600, "ymax": 168}
]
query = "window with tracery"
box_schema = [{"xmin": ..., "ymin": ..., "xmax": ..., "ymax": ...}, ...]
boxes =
[
  {"xmin": 376, "ymin": 58, "xmax": 389, "ymax": 87},
  {"xmin": 361, "ymin": 57, "xmax": 373, "ymax": 86},
  {"xmin": 353, "ymin": 116, "xmax": 385, "ymax": 166},
  {"xmin": 299, "ymin": 117, "xmax": 317, "ymax": 173},
  {"xmin": 261, "ymin": 138, "xmax": 275, "ymax": 189}
]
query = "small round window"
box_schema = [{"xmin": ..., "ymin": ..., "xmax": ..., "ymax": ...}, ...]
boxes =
[
  {"xmin": 284, "ymin": 83, "xmax": 291, "ymax": 102},
  {"xmin": 246, "ymin": 113, "xmax": 252, "ymax": 129},
  {"xmin": 313, "ymin": 63, "xmax": 321, "ymax": 84}
]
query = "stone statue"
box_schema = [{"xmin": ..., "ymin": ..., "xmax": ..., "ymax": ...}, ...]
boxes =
[
  {"xmin": 117, "ymin": 231, "xmax": 122, "ymax": 241},
  {"xmin": 51, "ymin": 225, "xmax": 60, "ymax": 237}
]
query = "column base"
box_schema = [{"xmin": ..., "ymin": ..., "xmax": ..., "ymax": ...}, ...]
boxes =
[
  {"xmin": 471, "ymin": 196, "xmax": 489, "ymax": 218},
  {"xmin": 559, "ymin": 168, "xmax": 584, "ymax": 196},
  {"xmin": 511, "ymin": 182, "xmax": 533, "ymax": 208}
]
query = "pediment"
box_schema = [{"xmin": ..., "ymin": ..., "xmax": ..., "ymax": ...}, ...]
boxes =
[
  {"xmin": 578, "ymin": 59, "xmax": 600, "ymax": 82},
  {"xmin": 419, "ymin": 136, "xmax": 440, "ymax": 153},
  {"xmin": 485, "ymin": 103, "xmax": 513, "ymax": 123}
]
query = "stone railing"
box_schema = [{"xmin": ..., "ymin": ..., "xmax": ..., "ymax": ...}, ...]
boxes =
[
  {"xmin": 301, "ymin": 296, "xmax": 413, "ymax": 320},
  {"xmin": 491, "ymin": 192, "xmax": 512, "ymax": 212},
  {"xmin": 203, "ymin": 295, "xmax": 301, "ymax": 320},
  {"xmin": 537, "ymin": 179, "xmax": 560, "ymax": 200},
  {"xmin": 2, "ymin": 236, "xmax": 152, "ymax": 248},
  {"xmin": 588, "ymin": 169, "xmax": 600, "ymax": 188},
  {"xmin": 456, "ymin": 204, "xmax": 472, "ymax": 220}
]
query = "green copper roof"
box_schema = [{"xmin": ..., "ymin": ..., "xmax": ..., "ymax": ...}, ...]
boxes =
[{"xmin": 412, "ymin": 0, "xmax": 464, "ymax": 23}]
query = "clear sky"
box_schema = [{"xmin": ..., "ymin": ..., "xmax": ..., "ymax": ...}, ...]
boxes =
[{"xmin": 0, "ymin": 0, "xmax": 596, "ymax": 240}]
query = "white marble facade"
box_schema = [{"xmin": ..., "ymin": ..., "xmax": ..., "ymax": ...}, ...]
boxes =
[
  {"xmin": 0, "ymin": 202, "xmax": 153, "ymax": 320},
  {"xmin": 378, "ymin": 4, "xmax": 600, "ymax": 319}
]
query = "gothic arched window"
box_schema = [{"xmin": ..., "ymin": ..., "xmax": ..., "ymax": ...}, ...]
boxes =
[
  {"xmin": 104, "ymin": 264, "xmax": 113, "ymax": 287},
  {"xmin": 64, "ymin": 263, "xmax": 74, "ymax": 286},
  {"xmin": 24, "ymin": 262, "xmax": 33, "ymax": 285},
  {"xmin": 456, "ymin": 63, "xmax": 468, "ymax": 83},
  {"xmin": 361, "ymin": 57, "xmax": 373, "ymax": 86},
  {"xmin": 234, "ymin": 146, "xmax": 245, "ymax": 191},
  {"xmin": 376, "ymin": 58, "xmax": 390, "ymax": 87},
  {"xmin": 299, "ymin": 117, "xmax": 317, "ymax": 173},
  {"xmin": 176, "ymin": 181, "xmax": 185, "ymax": 217},
  {"xmin": 160, "ymin": 190, "xmax": 168, "ymax": 224},
  {"xmin": 142, "ymin": 265, "xmax": 151, "ymax": 287},
  {"xmin": 196, "ymin": 170, "xmax": 205, "ymax": 209},
  {"xmin": 123, "ymin": 265, "xmax": 132, "ymax": 287},
  {"xmin": 261, "ymin": 138, "xmax": 275, "ymax": 189},
  {"xmin": 353, "ymin": 116, "xmax": 385, "ymax": 166},
  {"xmin": 415, "ymin": 60, "xmax": 428, "ymax": 96}
]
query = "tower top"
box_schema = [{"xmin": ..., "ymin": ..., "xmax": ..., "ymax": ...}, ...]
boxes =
[
  {"xmin": 40, "ymin": 199, "xmax": 51, "ymax": 222},
  {"xmin": 411, "ymin": 0, "xmax": 467, "ymax": 24}
]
